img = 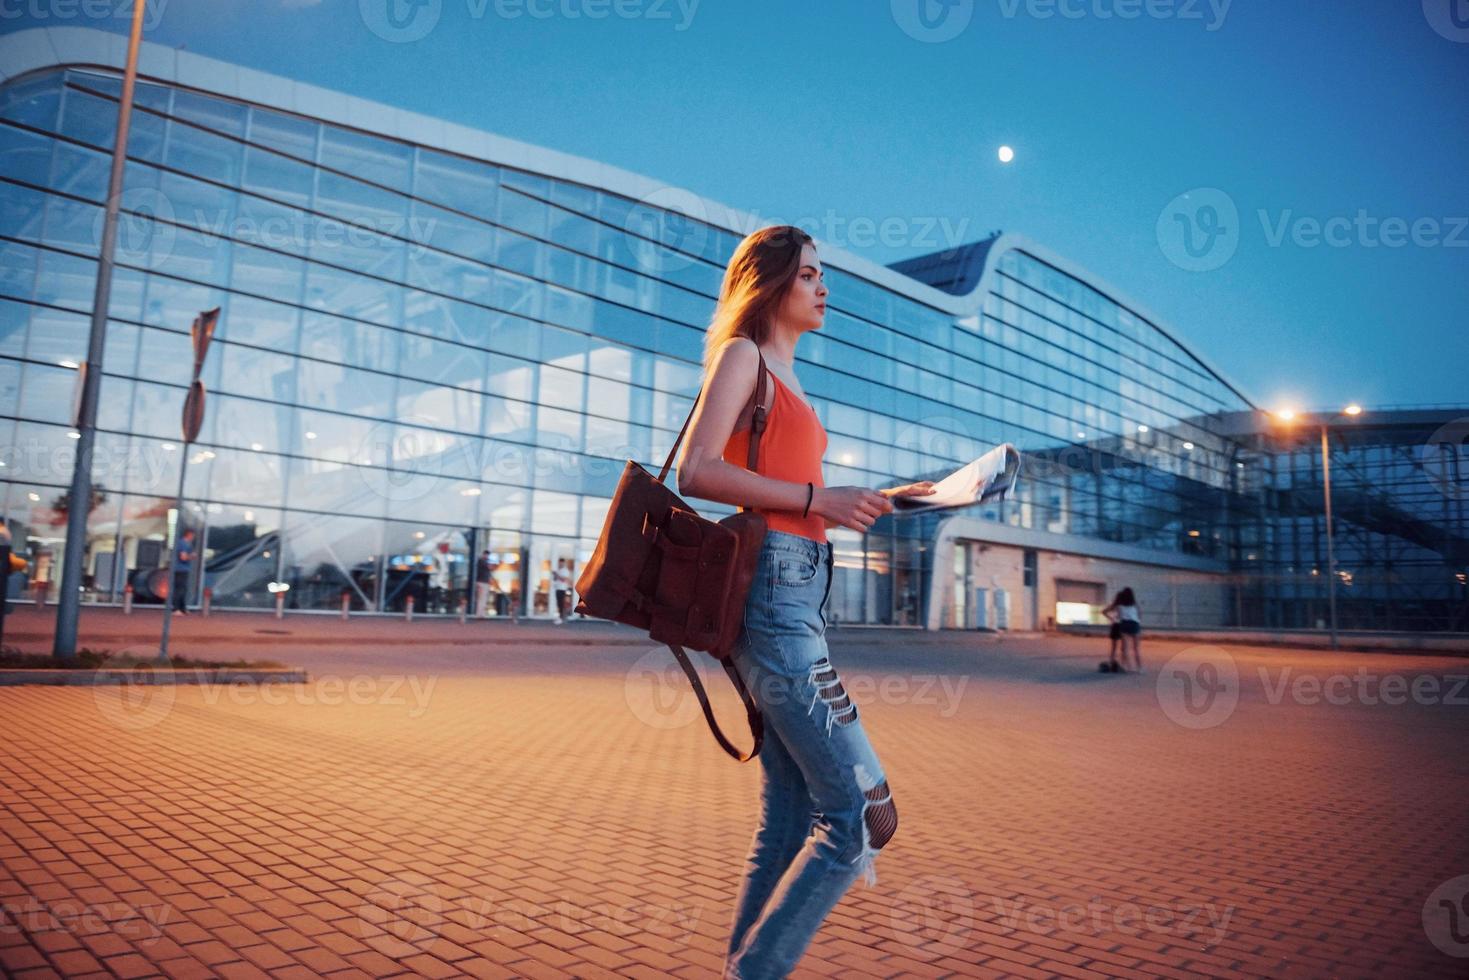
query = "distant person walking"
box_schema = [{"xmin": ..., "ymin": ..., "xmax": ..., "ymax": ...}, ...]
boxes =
[
  {"xmin": 171, "ymin": 528, "xmax": 196, "ymax": 616},
  {"xmin": 1101, "ymin": 588, "xmax": 1143, "ymax": 672},
  {"xmin": 429, "ymin": 541, "xmax": 453, "ymax": 614},
  {"xmin": 474, "ymin": 548, "xmax": 494, "ymax": 618},
  {"xmin": 552, "ymin": 558, "xmax": 572, "ymax": 624}
]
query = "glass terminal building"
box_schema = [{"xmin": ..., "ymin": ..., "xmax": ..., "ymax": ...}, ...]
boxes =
[{"xmin": 1, "ymin": 29, "xmax": 1464, "ymax": 632}]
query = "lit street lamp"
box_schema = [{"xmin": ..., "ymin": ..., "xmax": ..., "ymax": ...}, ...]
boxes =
[{"xmin": 1270, "ymin": 404, "xmax": 1364, "ymax": 649}]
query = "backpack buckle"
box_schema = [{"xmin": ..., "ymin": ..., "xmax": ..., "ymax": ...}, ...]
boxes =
[{"xmin": 641, "ymin": 512, "xmax": 661, "ymax": 544}]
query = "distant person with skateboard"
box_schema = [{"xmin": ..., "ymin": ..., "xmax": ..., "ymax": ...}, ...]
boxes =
[{"xmin": 1100, "ymin": 588, "xmax": 1142, "ymax": 673}]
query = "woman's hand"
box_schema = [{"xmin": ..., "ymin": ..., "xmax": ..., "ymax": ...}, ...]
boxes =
[
  {"xmin": 812, "ymin": 486, "xmax": 893, "ymax": 533},
  {"xmin": 879, "ymin": 481, "xmax": 937, "ymax": 500}
]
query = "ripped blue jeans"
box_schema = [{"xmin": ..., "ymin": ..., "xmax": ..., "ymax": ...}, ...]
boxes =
[{"xmin": 723, "ymin": 529, "xmax": 897, "ymax": 980}]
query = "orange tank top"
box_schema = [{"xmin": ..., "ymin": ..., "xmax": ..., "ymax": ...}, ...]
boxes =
[{"xmin": 722, "ymin": 370, "xmax": 828, "ymax": 543}]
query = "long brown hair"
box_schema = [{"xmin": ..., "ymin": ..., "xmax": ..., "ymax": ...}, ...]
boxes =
[{"xmin": 702, "ymin": 224, "xmax": 814, "ymax": 374}]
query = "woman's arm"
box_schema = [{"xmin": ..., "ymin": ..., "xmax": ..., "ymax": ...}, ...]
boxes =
[
  {"xmin": 677, "ymin": 338, "xmax": 892, "ymax": 532},
  {"xmin": 676, "ymin": 338, "xmax": 808, "ymax": 513},
  {"xmin": 824, "ymin": 481, "xmax": 936, "ymax": 530}
]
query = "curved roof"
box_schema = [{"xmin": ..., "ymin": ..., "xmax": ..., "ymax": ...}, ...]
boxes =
[
  {"xmin": 0, "ymin": 26, "xmax": 1255, "ymax": 406},
  {"xmin": 886, "ymin": 235, "xmax": 1001, "ymax": 296},
  {"xmin": 914, "ymin": 232, "xmax": 1257, "ymax": 408}
]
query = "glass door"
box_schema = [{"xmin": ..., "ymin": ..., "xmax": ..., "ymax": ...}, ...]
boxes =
[
  {"xmin": 526, "ymin": 535, "xmax": 577, "ymax": 619},
  {"xmin": 471, "ymin": 529, "xmax": 522, "ymax": 618}
]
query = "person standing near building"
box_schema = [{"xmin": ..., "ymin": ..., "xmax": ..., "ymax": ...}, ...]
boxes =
[
  {"xmin": 171, "ymin": 528, "xmax": 196, "ymax": 616},
  {"xmin": 429, "ymin": 541, "xmax": 453, "ymax": 614},
  {"xmin": 0, "ymin": 520, "xmax": 25, "ymax": 649},
  {"xmin": 552, "ymin": 558, "xmax": 572, "ymax": 624},
  {"xmin": 1101, "ymin": 587, "xmax": 1143, "ymax": 672},
  {"xmin": 675, "ymin": 225, "xmax": 936, "ymax": 979},
  {"xmin": 474, "ymin": 548, "xmax": 494, "ymax": 618}
]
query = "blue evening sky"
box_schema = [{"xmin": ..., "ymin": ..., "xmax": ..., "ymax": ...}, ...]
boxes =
[{"xmin": 5, "ymin": 0, "xmax": 1466, "ymax": 410}]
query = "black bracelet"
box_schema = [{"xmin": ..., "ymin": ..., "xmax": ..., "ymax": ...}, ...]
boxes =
[{"xmin": 802, "ymin": 481, "xmax": 814, "ymax": 518}]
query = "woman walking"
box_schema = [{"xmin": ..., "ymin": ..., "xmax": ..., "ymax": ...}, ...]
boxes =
[{"xmin": 676, "ymin": 225, "xmax": 935, "ymax": 979}]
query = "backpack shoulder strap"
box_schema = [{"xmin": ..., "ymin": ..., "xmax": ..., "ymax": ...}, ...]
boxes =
[
  {"xmin": 667, "ymin": 644, "xmax": 763, "ymax": 762},
  {"xmin": 736, "ymin": 351, "xmax": 768, "ymax": 514},
  {"xmin": 746, "ymin": 350, "xmax": 768, "ymax": 471},
  {"xmin": 657, "ymin": 345, "xmax": 769, "ymax": 485}
]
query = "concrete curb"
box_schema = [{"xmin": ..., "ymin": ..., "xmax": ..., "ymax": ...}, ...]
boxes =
[
  {"xmin": 1058, "ymin": 625, "xmax": 1469, "ymax": 656},
  {"xmin": 0, "ymin": 668, "xmax": 310, "ymax": 686},
  {"xmin": 4, "ymin": 633, "xmax": 654, "ymax": 648},
  {"xmin": 2, "ymin": 620, "xmax": 936, "ymax": 649}
]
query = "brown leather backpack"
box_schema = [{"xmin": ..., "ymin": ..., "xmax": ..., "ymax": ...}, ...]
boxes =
[{"xmin": 574, "ymin": 352, "xmax": 770, "ymax": 761}]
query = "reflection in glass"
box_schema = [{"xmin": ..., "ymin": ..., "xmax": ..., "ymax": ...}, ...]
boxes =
[
  {"xmin": 286, "ymin": 455, "xmax": 387, "ymax": 525},
  {"xmin": 195, "ymin": 444, "xmax": 282, "ymax": 508},
  {"xmin": 203, "ymin": 503, "xmax": 282, "ymax": 609},
  {"xmin": 94, "ymin": 494, "xmax": 179, "ymax": 608},
  {"xmin": 395, "ymin": 378, "xmax": 484, "ymax": 436},
  {"xmin": 381, "ymin": 521, "xmax": 471, "ymax": 614},
  {"xmin": 280, "ymin": 510, "xmax": 379, "ymax": 612},
  {"xmin": 298, "ymin": 358, "xmax": 395, "ymax": 415},
  {"xmin": 473, "ymin": 528, "xmax": 521, "ymax": 617},
  {"xmin": 80, "ymin": 487, "xmax": 127, "ymax": 602},
  {"xmin": 527, "ymin": 535, "xmax": 576, "ymax": 619}
]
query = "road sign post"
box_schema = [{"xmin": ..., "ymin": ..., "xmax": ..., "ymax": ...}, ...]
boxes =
[{"xmin": 157, "ymin": 308, "xmax": 219, "ymax": 664}]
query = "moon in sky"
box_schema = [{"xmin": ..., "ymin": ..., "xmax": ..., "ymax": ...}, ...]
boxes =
[{"xmin": 998, "ymin": 145, "xmax": 1015, "ymax": 163}]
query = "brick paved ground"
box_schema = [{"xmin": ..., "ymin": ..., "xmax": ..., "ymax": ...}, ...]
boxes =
[{"xmin": 1, "ymin": 622, "xmax": 1466, "ymax": 979}]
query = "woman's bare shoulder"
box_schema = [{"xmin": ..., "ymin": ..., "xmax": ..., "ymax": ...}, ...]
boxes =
[
  {"xmin": 708, "ymin": 336, "xmax": 761, "ymax": 387},
  {"xmin": 713, "ymin": 335, "xmax": 759, "ymax": 364}
]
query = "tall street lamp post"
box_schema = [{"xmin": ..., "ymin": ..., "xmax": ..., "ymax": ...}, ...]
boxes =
[
  {"xmin": 1271, "ymin": 404, "xmax": 1363, "ymax": 650},
  {"xmin": 53, "ymin": 0, "xmax": 149, "ymax": 659}
]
